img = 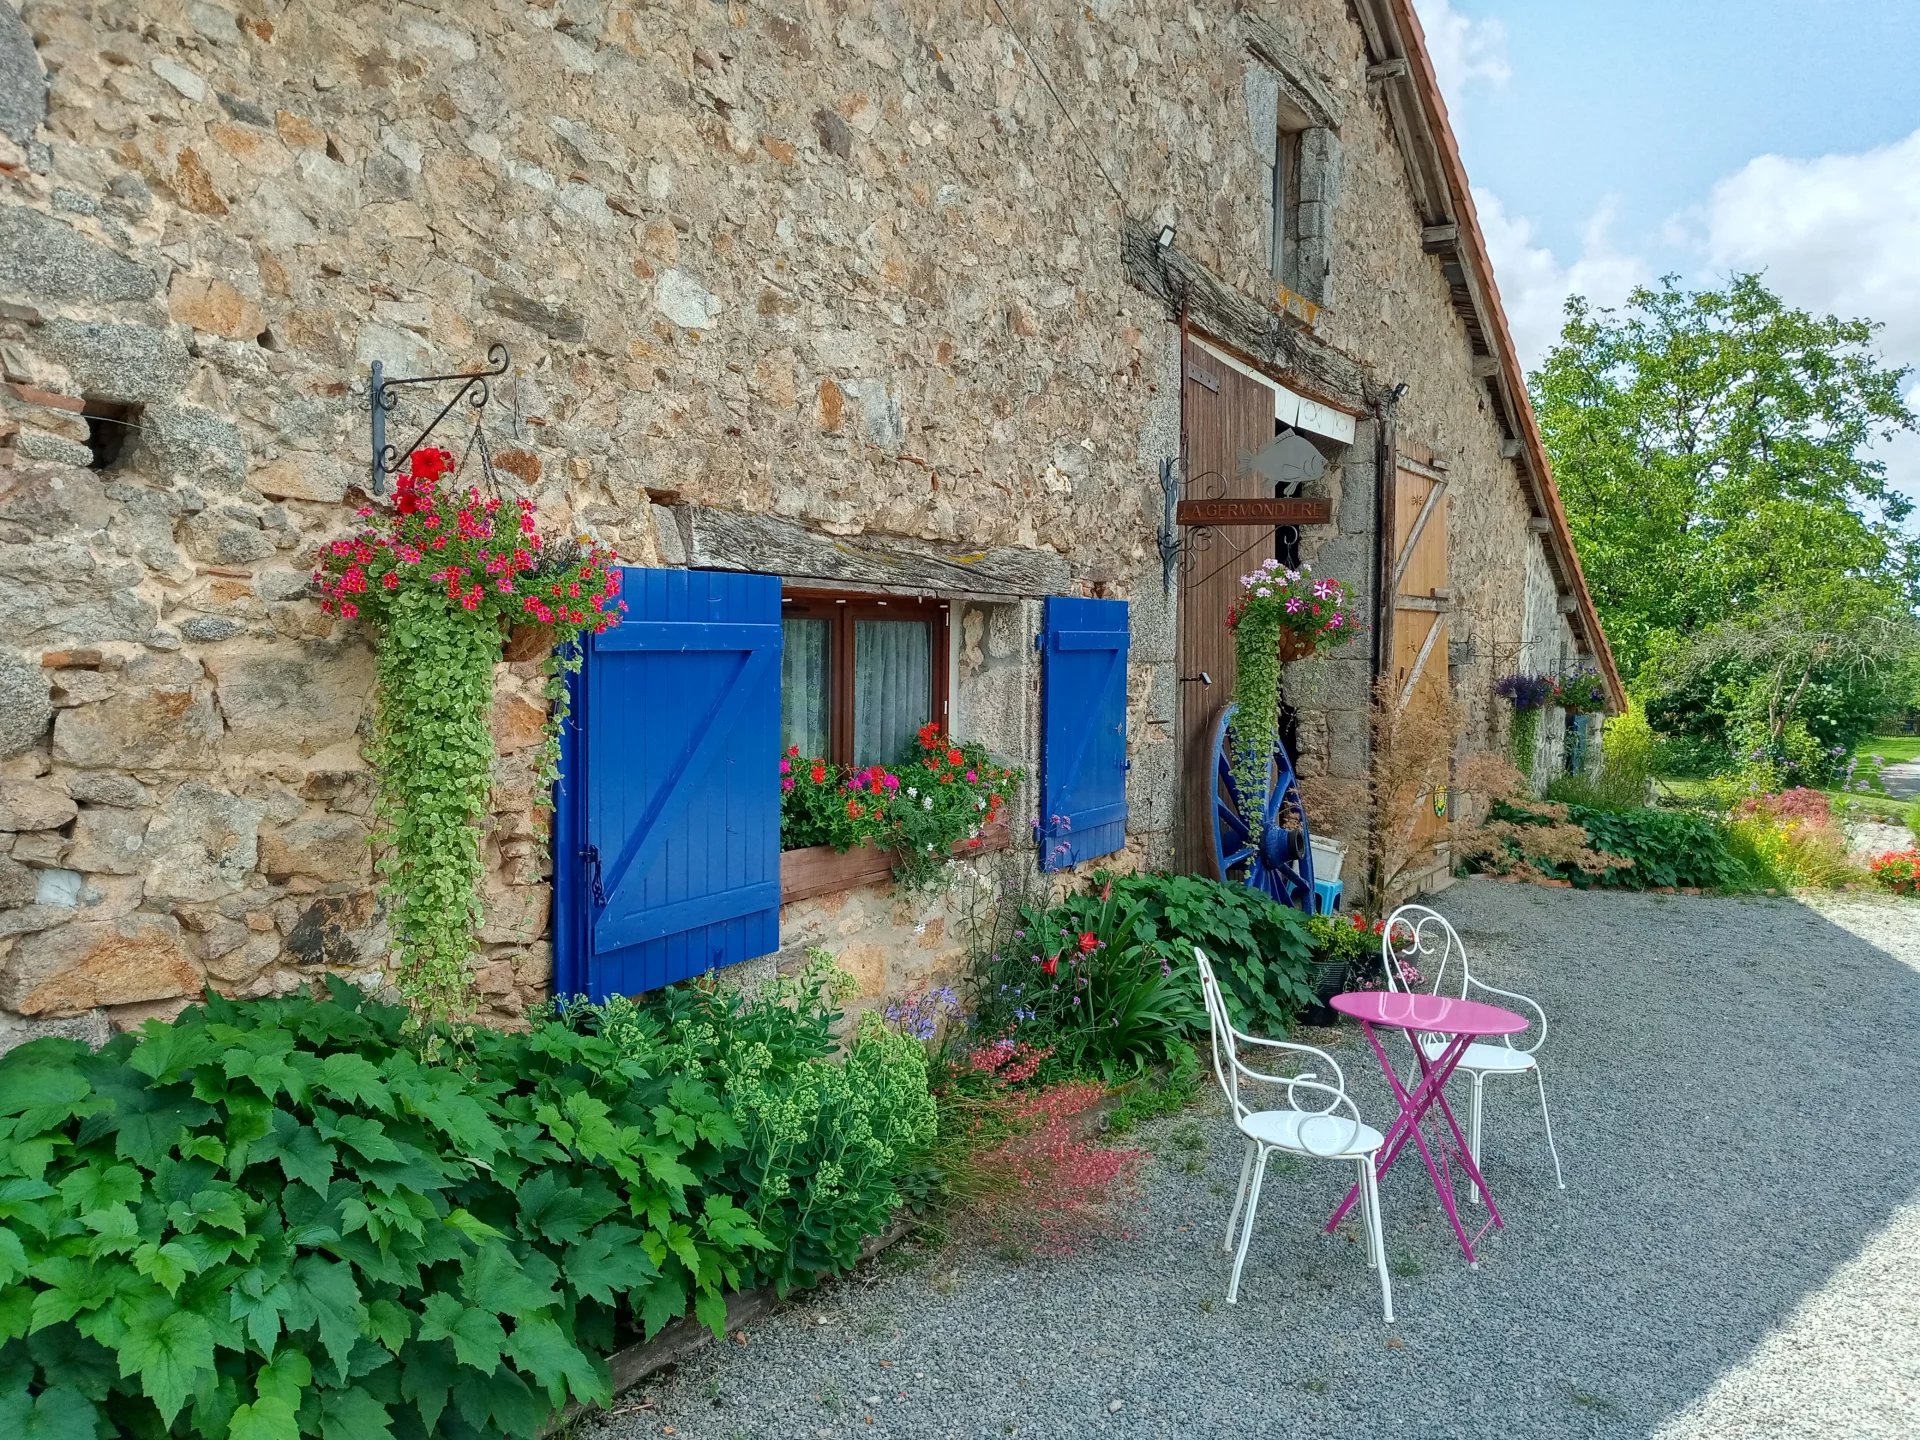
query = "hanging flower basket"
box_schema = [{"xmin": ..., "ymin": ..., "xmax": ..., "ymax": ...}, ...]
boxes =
[
  {"xmin": 1553, "ymin": 667, "xmax": 1608, "ymax": 715},
  {"xmin": 1224, "ymin": 560, "xmax": 1360, "ymax": 808},
  {"xmin": 1276, "ymin": 628, "xmax": 1319, "ymax": 664},
  {"xmin": 1493, "ymin": 672, "xmax": 1557, "ymax": 777},
  {"xmin": 313, "ymin": 443, "xmax": 625, "ymax": 1022},
  {"xmin": 501, "ymin": 620, "xmax": 558, "ymax": 664}
]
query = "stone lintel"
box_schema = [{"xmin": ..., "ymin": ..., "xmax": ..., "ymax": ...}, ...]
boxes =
[{"xmin": 682, "ymin": 507, "xmax": 1072, "ymax": 600}]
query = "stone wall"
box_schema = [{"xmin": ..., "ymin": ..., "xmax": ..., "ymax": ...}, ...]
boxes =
[{"xmin": 0, "ymin": 0, "xmax": 1590, "ymax": 1046}]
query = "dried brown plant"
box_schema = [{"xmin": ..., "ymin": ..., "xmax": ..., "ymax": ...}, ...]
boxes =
[{"xmin": 1324, "ymin": 677, "xmax": 1626, "ymax": 905}]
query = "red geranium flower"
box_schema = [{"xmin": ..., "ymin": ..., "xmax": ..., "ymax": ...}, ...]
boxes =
[
  {"xmin": 810, "ymin": 764, "xmax": 826, "ymax": 784},
  {"xmin": 946, "ymin": 748, "xmax": 964, "ymax": 767}
]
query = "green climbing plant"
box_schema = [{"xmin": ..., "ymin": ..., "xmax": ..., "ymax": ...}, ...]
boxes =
[
  {"xmin": 369, "ymin": 588, "xmax": 501, "ymax": 1023},
  {"xmin": 314, "ymin": 445, "xmax": 624, "ymax": 1021}
]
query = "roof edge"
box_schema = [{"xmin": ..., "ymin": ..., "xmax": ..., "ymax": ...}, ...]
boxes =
[{"xmin": 1361, "ymin": 0, "xmax": 1627, "ymax": 710}]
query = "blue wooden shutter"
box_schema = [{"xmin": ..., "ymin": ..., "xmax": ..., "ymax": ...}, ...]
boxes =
[
  {"xmin": 1037, "ymin": 596, "xmax": 1129, "ymax": 871},
  {"xmin": 556, "ymin": 567, "xmax": 782, "ymax": 1000}
]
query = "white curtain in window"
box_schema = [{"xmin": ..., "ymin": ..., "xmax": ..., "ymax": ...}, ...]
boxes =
[
  {"xmin": 782, "ymin": 617, "xmax": 831, "ymax": 759},
  {"xmin": 853, "ymin": 619, "xmax": 931, "ymax": 767}
]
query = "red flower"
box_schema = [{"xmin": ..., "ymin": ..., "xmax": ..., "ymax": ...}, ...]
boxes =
[
  {"xmin": 1077, "ymin": 932, "xmax": 1098, "ymax": 955},
  {"xmin": 1040, "ymin": 955, "xmax": 1060, "ymax": 977},
  {"xmin": 810, "ymin": 764, "xmax": 826, "ymax": 784},
  {"xmin": 947, "ymin": 748, "xmax": 964, "ymax": 767},
  {"xmin": 847, "ymin": 799, "xmax": 864, "ymax": 819}
]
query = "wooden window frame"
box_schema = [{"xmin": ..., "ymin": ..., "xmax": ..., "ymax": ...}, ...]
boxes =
[
  {"xmin": 778, "ymin": 588, "xmax": 998, "ymax": 903},
  {"xmin": 1270, "ymin": 127, "xmax": 1302, "ymax": 284},
  {"xmin": 779, "ymin": 588, "xmax": 951, "ymax": 768}
]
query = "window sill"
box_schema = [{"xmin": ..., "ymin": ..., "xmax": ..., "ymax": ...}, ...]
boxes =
[{"xmin": 780, "ymin": 820, "xmax": 1012, "ymax": 904}]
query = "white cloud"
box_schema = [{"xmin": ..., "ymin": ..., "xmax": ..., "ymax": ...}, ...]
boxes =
[
  {"xmin": 1412, "ymin": 0, "xmax": 1511, "ymax": 105},
  {"xmin": 1698, "ymin": 129, "xmax": 1920, "ymax": 498},
  {"xmin": 1474, "ymin": 188, "xmax": 1649, "ymax": 371},
  {"xmin": 1699, "ymin": 128, "xmax": 1920, "ymax": 361}
]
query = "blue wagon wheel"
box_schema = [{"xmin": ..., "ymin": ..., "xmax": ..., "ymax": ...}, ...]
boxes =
[{"xmin": 1209, "ymin": 703, "xmax": 1317, "ymax": 913}]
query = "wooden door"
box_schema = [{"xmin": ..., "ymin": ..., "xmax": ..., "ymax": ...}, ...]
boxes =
[
  {"xmin": 1177, "ymin": 336, "xmax": 1280, "ymax": 872},
  {"xmin": 1390, "ymin": 463, "xmax": 1451, "ymax": 854}
]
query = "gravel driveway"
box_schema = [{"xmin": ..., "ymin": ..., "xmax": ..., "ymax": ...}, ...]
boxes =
[{"xmin": 584, "ymin": 880, "xmax": 1920, "ymax": 1440}]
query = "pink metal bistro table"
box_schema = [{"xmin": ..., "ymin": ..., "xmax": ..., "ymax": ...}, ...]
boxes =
[{"xmin": 1325, "ymin": 990, "xmax": 1528, "ymax": 1266}]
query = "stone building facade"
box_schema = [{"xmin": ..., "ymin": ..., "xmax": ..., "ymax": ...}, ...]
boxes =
[{"xmin": 0, "ymin": 0, "xmax": 1617, "ymax": 1049}]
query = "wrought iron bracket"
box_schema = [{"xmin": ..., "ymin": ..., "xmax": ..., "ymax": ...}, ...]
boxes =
[
  {"xmin": 368, "ymin": 343, "xmax": 510, "ymax": 497},
  {"xmin": 1156, "ymin": 456, "xmax": 1181, "ymax": 594}
]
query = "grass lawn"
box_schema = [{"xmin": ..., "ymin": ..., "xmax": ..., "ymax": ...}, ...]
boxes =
[
  {"xmin": 1652, "ymin": 740, "xmax": 1917, "ymax": 829},
  {"xmin": 1833, "ymin": 735, "xmax": 1920, "ymax": 822},
  {"xmin": 1856, "ymin": 733, "xmax": 1920, "ymax": 767}
]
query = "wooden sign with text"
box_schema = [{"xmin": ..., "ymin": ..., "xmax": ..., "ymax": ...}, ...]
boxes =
[{"xmin": 1176, "ymin": 497, "xmax": 1333, "ymax": 527}]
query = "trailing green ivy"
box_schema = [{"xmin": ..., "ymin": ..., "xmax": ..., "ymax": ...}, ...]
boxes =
[
  {"xmin": 0, "ymin": 969, "xmax": 933, "ymax": 1439},
  {"xmin": 1230, "ymin": 605, "xmax": 1284, "ymax": 808},
  {"xmin": 1508, "ymin": 703, "xmax": 1541, "ymax": 777},
  {"xmin": 370, "ymin": 588, "xmax": 500, "ymax": 1024},
  {"xmin": 1494, "ymin": 674, "xmax": 1555, "ymax": 783}
]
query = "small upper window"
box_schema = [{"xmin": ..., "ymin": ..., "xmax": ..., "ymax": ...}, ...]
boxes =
[
  {"xmin": 1270, "ymin": 127, "xmax": 1302, "ymax": 283},
  {"xmin": 781, "ymin": 591, "xmax": 949, "ymax": 769}
]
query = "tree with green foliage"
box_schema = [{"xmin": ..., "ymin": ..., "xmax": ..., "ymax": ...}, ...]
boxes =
[{"xmin": 1533, "ymin": 273, "xmax": 1920, "ymax": 775}]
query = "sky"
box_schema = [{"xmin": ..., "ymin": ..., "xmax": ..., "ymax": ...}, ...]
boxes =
[{"xmin": 1412, "ymin": 0, "xmax": 1920, "ymax": 499}]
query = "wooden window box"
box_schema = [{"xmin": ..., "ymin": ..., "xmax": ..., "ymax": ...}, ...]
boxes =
[{"xmin": 779, "ymin": 820, "xmax": 1012, "ymax": 904}]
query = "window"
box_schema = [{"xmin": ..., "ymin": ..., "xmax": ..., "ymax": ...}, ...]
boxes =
[
  {"xmin": 1269, "ymin": 127, "xmax": 1301, "ymax": 283},
  {"xmin": 780, "ymin": 591, "xmax": 949, "ymax": 768}
]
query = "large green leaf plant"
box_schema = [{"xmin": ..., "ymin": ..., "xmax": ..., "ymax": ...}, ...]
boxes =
[{"xmin": 0, "ymin": 980, "xmax": 768, "ymax": 1439}]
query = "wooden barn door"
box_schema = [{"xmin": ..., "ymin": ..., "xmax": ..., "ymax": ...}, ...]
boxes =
[
  {"xmin": 1177, "ymin": 336, "xmax": 1278, "ymax": 872},
  {"xmin": 1390, "ymin": 462, "xmax": 1451, "ymax": 853}
]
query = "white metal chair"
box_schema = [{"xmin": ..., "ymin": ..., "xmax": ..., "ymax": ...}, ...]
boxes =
[
  {"xmin": 1380, "ymin": 905, "xmax": 1566, "ymax": 1201},
  {"xmin": 1192, "ymin": 946, "xmax": 1393, "ymax": 1320}
]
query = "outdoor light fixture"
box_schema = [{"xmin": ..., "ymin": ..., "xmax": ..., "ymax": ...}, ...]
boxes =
[{"xmin": 1156, "ymin": 224, "xmax": 1176, "ymax": 249}]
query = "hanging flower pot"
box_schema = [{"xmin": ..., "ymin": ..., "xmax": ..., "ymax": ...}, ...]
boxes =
[
  {"xmin": 501, "ymin": 620, "xmax": 557, "ymax": 664},
  {"xmin": 1224, "ymin": 560, "xmax": 1360, "ymax": 809},
  {"xmin": 313, "ymin": 442, "xmax": 627, "ymax": 1022},
  {"xmin": 1493, "ymin": 672, "xmax": 1556, "ymax": 778},
  {"xmin": 1553, "ymin": 666, "xmax": 1608, "ymax": 715},
  {"xmin": 1276, "ymin": 627, "xmax": 1319, "ymax": 664}
]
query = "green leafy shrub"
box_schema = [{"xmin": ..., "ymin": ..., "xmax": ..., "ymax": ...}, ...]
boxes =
[
  {"xmin": 0, "ymin": 969, "xmax": 928, "ymax": 1439},
  {"xmin": 541, "ymin": 951, "xmax": 936, "ymax": 1298},
  {"xmin": 1107, "ymin": 872, "xmax": 1316, "ymax": 1035},
  {"xmin": 1546, "ymin": 699, "xmax": 1658, "ymax": 810},
  {"xmin": 962, "ymin": 872, "xmax": 1318, "ymax": 1074},
  {"xmin": 1485, "ymin": 801, "xmax": 1751, "ymax": 890}
]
